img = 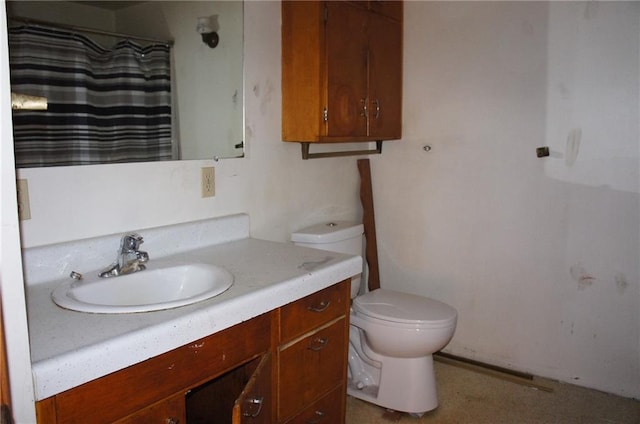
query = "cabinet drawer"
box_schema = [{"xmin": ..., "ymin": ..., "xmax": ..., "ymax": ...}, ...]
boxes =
[
  {"xmin": 283, "ymin": 385, "xmax": 345, "ymax": 424},
  {"xmin": 278, "ymin": 318, "xmax": 348, "ymax": 420},
  {"xmin": 280, "ymin": 280, "xmax": 350, "ymax": 342}
]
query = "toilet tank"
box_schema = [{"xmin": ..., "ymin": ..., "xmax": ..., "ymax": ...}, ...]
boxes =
[{"xmin": 291, "ymin": 221, "xmax": 364, "ymax": 298}]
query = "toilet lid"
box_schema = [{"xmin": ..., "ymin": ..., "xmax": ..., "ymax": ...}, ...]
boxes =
[{"xmin": 353, "ymin": 289, "xmax": 457, "ymax": 325}]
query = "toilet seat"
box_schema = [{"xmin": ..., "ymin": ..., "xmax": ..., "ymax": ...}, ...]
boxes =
[{"xmin": 353, "ymin": 289, "xmax": 457, "ymax": 329}]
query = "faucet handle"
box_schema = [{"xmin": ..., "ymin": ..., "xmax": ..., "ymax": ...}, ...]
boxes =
[
  {"xmin": 136, "ymin": 250, "xmax": 150, "ymax": 263},
  {"xmin": 121, "ymin": 233, "xmax": 144, "ymax": 251}
]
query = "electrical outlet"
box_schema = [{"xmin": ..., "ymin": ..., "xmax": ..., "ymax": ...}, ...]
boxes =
[
  {"xmin": 16, "ymin": 179, "xmax": 31, "ymax": 220},
  {"xmin": 201, "ymin": 167, "xmax": 215, "ymax": 197}
]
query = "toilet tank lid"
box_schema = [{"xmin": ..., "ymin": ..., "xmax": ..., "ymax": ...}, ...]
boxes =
[{"xmin": 291, "ymin": 221, "xmax": 364, "ymax": 244}]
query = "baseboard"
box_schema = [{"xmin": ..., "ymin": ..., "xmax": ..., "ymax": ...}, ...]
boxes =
[{"xmin": 434, "ymin": 352, "xmax": 553, "ymax": 392}]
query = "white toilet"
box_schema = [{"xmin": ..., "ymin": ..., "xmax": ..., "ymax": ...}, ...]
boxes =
[{"xmin": 292, "ymin": 221, "xmax": 457, "ymax": 415}]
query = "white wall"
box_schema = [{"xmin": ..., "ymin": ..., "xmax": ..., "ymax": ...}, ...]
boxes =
[{"xmin": 375, "ymin": 1, "xmax": 639, "ymax": 398}]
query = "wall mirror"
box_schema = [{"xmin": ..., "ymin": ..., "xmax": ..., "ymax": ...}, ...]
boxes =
[{"xmin": 6, "ymin": 0, "xmax": 244, "ymax": 168}]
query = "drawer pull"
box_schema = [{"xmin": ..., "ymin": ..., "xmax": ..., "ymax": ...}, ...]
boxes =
[
  {"xmin": 307, "ymin": 300, "xmax": 331, "ymax": 313},
  {"xmin": 242, "ymin": 396, "xmax": 264, "ymax": 418},
  {"xmin": 166, "ymin": 419, "xmax": 179, "ymax": 424},
  {"xmin": 306, "ymin": 410, "xmax": 326, "ymax": 424},
  {"xmin": 308, "ymin": 337, "xmax": 328, "ymax": 351}
]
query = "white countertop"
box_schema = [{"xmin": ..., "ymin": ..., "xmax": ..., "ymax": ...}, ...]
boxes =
[{"xmin": 26, "ymin": 236, "xmax": 361, "ymax": 400}]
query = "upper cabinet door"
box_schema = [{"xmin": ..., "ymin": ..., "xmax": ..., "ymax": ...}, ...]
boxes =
[
  {"xmin": 368, "ymin": 12, "xmax": 403, "ymax": 139},
  {"xmin": 282, "ymin": 1, "xmax": 325, "ymax": 142},
  {"xmin": 325, "ymin": 2, "xmax": 369, "ymax": 138}
]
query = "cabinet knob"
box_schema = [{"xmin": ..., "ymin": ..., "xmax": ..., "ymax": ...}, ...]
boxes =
[{"xmin": 166, "ymin": 418, "xmax": 179, "ymax": 424}]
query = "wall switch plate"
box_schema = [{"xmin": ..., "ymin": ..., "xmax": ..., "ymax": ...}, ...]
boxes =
[
  {"xmin": 201, "ymin": 167, "xmax": 215, "ymax": 197},
  {"xmin": 17, "ymin": 179, "xmax": 31, "ymax": 220}
]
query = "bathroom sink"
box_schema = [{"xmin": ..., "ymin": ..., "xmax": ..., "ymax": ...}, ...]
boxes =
[{"xmin": 51, "ymin": 263, "xmax": 234, "ymax": 313}]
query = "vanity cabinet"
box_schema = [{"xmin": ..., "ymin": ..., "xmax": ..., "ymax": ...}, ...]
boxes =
[
  {"xmin": 35, "ymin": 280, "xmax": 351, "ymax": 424},
  {"xmin": 282, "ymin": 1, "xmax": 403, "ymax": 144},
  {"xmin": 35, "ymin": 313, "xmax": 273, "ymax": 424}
]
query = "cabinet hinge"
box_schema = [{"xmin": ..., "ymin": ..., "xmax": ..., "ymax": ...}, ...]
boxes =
[
  {"xmin": 323, "ymin": 5, "xmax": 328, "ymax": 22},
  {"xmin": 322, "ymin": 107, "xmax": 328, "ymax": 122}
]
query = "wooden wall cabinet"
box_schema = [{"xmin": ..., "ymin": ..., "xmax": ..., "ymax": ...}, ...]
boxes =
[
  {"xmin": 282, "ymin": 1, "xmax": 403, "ymax": 145},
  {"xmin": 35, "ymin": 280, "xmax": 351, "ymax": 424}
]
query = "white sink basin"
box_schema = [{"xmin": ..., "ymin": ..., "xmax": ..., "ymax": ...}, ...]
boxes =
[{"xmin": 51, "ymin": 263, "xmax": 233, "ymax": 313}]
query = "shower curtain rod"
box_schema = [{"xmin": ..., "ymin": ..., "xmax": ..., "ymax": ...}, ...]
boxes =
[{"xmin": 8, "ymin": 16, "xmax": 174, "ymax": 47}]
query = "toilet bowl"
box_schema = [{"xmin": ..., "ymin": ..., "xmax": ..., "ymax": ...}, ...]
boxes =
[{"xmin": 291, "ymin": 222, "xmax": 458, "ymax": 415}]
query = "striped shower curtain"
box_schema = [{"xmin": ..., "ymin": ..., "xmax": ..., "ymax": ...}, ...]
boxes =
[{"xmin": 8, "ymin": 25, "xmax": 172, "ymax": 167}]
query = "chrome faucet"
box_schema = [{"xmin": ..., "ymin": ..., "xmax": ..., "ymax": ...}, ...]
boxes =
[{"xmin": 99, "ymin": 233, "xmax": 149, "ymax": 278}]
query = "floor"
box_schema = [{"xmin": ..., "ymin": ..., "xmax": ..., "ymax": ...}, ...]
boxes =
[{"xmin": 345, "ymin": 359, "xmax": 640, "ymax": 424}]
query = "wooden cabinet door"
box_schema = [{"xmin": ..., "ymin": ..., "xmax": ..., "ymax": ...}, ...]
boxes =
[
  {"xmin": 325, "ymin": 2, "xmax": 369, "ymax": 138},
  {"xmin": 281, "ymin": 1, "xmax": 325, "ymax": 142},
  {"xmin": 368, "ymin": 12, "xmax": 403, "ymax": 139},
  {"xmin": 232, "ymin": 353, "xmax": 272, "ymax": 424}
]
